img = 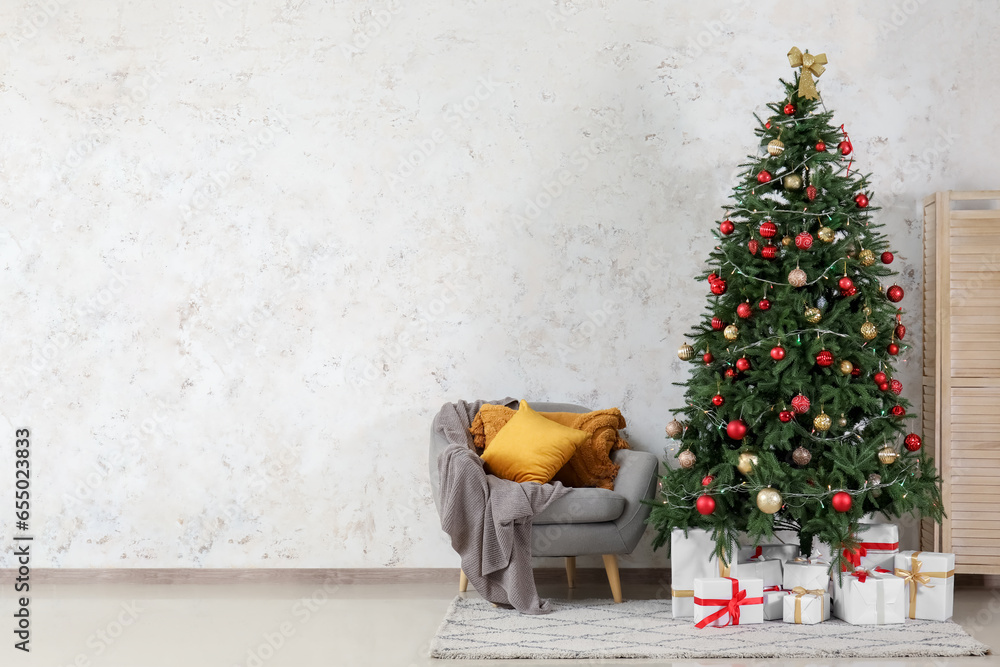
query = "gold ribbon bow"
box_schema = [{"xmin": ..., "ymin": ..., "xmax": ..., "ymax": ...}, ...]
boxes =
[
  {"xmin": 791, "ymin": 586, "xmax": 825, "ymax": 623},
  {"xmin": 893, "ymin": 551, "xmax": 955, "ymax": 619},
  {"xmin": 787, "ymin": 47, "xmax": 828, "ymax": 100}
]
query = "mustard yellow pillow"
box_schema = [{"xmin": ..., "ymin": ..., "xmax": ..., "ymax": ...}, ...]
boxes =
[{"xmin": 479, "ymin": 401, "xmax": 588, "ymax": 484}]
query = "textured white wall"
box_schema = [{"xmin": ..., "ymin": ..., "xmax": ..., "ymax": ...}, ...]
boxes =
[{"xmin": 1, "ymin": 0, "xmax": 997, "ymax": 568}]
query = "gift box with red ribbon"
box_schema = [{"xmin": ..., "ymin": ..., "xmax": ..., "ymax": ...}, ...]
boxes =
[
  {"xmin": 671, "ymin": 528, "xmax": 732, "ymax": 618},
  {"xmin": 832, "ymin": 567, "xmax": 905, "ymax": 625},
  {"xmin": 737, "ymin": 543, "xmax": 800, "ymax": 564},
  {"xmin": 855, "ymin": 522, "xmax": 899, "ymax": 570},
  {"xmin": 894, "ymin": 550, "xmax": 955, "ymax": 621},
  {"xmin": 762, "ymin": 586, "xmax": 787, "ymax": 620},
  {"xmin": 693, "ymin": 576, "xmax": 764, "ymax": 628}
]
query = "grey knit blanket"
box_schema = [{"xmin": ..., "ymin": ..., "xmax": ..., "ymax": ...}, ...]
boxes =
[{"xmin": 434, "ymin": 400, "xmax": 570, "ymax": 614}]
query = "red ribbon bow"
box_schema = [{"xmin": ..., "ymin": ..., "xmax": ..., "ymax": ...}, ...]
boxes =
[
  {"xmin": 762, "ymin": 585, "xmax": 781, "ymax": 592},
  {"xmin": 749, "ymin": 546, "xmax": 764, "ymax": 561},
  {"xmin": 694, "ymin": 577, "xmax": 764, "ymax": 628},
  {"xmin": 842, "ymin": 545, "xmax": 867, "ymax": 571},
  {"xmin": 849, "ymin": 567, "xmax": 890, "ymax": 584}
]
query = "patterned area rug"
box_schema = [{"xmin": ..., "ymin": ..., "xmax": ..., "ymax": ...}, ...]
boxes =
[{"xmin": 430, "ymin": 596, "xmax": 990, "ymax": 659}]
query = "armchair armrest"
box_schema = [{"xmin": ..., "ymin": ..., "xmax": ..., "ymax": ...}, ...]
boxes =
[{"xmin": 611, "ymin": 449, "xmax": 658, "ymax": 552}]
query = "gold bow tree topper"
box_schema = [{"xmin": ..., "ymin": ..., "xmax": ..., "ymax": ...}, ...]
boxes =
[{"xmin": 787, "ymin": 47, "xmax": 827, "ymax": 100}]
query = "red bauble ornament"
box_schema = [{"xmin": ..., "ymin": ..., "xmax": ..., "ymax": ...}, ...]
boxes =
[
  {"xmin": 838, "ymin": 276, "xmax": 854, "ymax": 291},
  {"xmin": 712, "ymin": 394, "xmax": 725, "ymax": 407},
  {"xmin": 759, "ymin": 298, "xmax": 771, "ymax": 311},
  {"xmin": 791, "ymin": 394, "xmax": 811, "ymax": 414},
  {"xmin": 702, "ymin": 475, "xmax": 715, "ymax": 486},
  {"xmin": 881, "ymin": 252, "xmax": 894, "ymax": 264},
  {"xmin": 761, "ymin": 244, "xmax": 778, "ymax": 259},
  {"xmin": 783, "ymin": 103, "xmax": 796, "ymax": 115},
  {"xmin": 815, "ymin": 141, "xmax": 826, "ymax": 151},
  {"xmin": 748, "ymin": 239, "xmax": 760, "ymax": 255},
  {"xmin": 770, "ymin": 346, "xmax": 786, "ymax": 360},
  {"xmin": 816, "ymin": 350, "xmax": 834, "ymax": 367},
  {"xmin": 831, "ymin": 491, "xmax": 853, "ymax": 513},
  {"xmin": 724, "ymin": 368, "xmax": 738, "ymax": 379},
  {"xmin": 839, "ymin": 140, "xmax": 853, "ymax": 155},
  {"xmin": 737, "ymin": 302, "xmax": 752, "ymax": 318},
  {"xmin": 895, "ymin": 324, "xmax": 906, "ymax": 339},
  {"xmin": 711, "ymin": 280, "xmax": 727, "ymax": 295},
  {"xmin": 696, "ymin": 494, "xmax": 716, "ymax": 515},
  {"xmin": 806, "ymin": 185, "xmax": 818, "ymax": 201},
  {"xmin": 904, "ymin": 433, "xmax": 922, "ymax": 451},
  {"xmin": 874, "ymin": 372, "xmax": 888, "ymax": 384},
  {"xmin": 711, "ymin": 317, "xmax": 725, "ymax": 330},
  {"xmin": 887, "ymin": 285, "xmax": 904, "ymax": 302},
  {"xmin": 841, "ymin": 285, "xmax": 858, "ymax": 297},
  {"xmin": 726, "ymin": 419, "xmax": 748, "ymax": 440},
  {"xmin": 778, "ymin": 410, "xmax": 794, "ymax": 422},
  {"xmin": 855, "ymin": 193, "xmax": 869, "ymax": 208},
  {"xmin": 765, "ymin": 120, "xmax": 772, "ymax": 129},
  {"xmin": 703, "ymin": 352, "xmax": 715, "ymax": 364},
  {"xmin": 720, "ymin": 219, "xmax": 735, "ymax": 235},
  {"xmin": 735, "ymin": 357, "xmax": 751, "ymax": 372},
  {"xmin": 891, "ymin": 405, "xmax": 906, "ymax": 417},
  {"xmin": 795, "ymin": 231, "xmax": 813, "ymax": 250},
  {"xmin": 878, "ymin": 382, "xmax": 890, "ymax": 392},
  {"xmin": 757, "ymin": 170, "xmax": 772, "ymax": 183},
  {"xmin": 759, "ymin": 220, "xmax": 777, "ymax": 238},
  {"xmin": 890, "ymin": 379, "xmax": 903, "ymax": 395},
  {"xmin": 708, "ymin": 273, "xmax": 718, "ymax": 283},
  {"xmin": 888, "ymin": 343, "xmax": 899, "ymax": 355},
  {"xmin": 851, "ymin": 366, "xmax": 861, "ymax": 377}
]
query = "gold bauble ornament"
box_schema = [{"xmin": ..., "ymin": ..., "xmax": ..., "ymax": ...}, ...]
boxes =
[
  {"xmin": 756, "ymin": 487, "xmax": 783, "ymax": 514},
  {"xmin": 767, "ymin": 139, "xmax": 785, "ymax": 156},
  {"xmin": 860, "ymin": 321, "xmax": 878, "ymax": 340},
  {"xmin": 818, "ymin": 226, "xmax": 835, "ymax": 243},
  {"xmin": 859, "ymin": 248, "xmax": 876, "ymax": 267},
  {"xmin": 788, "ymin": 268, "xmax": 808, "ymax": 287},
  {"xmin": 678, "ymin": 449, "xmax": 696, "ymax": 469},
  {"xmin": 678, "ymin": 343, "xmax": 694, "ymax": 360},
  {"xmin": 837, "ymin": 413, "xmax": 848, "ymax": 428},
  {"xmin": 838, "ymin": 360, "xmax": 854, "ymax": 375},
  {"xmin": 737, "ymin": 451, "xmax": 759, "ymax": 475},
  {"xmin": 792, "ymin": 446, "xmax": 812, "ymax": 466},
  {"xmin": 665, "ymin": 419, "xmax": 684, "ymax": 438},
  {"xmin": 782, "ymin": 235, "xmax": 793, "ymax": 247},
  {"xmin": 724, "ymin": 324, "xmax": 739, "ymax": 341},
  {"xmin": 804, "ymin": 307, "xmax": 822, "ymax": 324},
  {"xmin": 783, "ymin": 174, "xmax": 803, "ymax": 190},
  {"xmin": 878, "ymin": 445, "xmax": 899, "ymax": 465},
  {"xmin": 813, "ymin": 411, "xmax": 832, "ymax": 431}
]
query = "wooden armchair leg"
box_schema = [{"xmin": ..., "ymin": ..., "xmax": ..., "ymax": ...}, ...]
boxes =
[
  {"xmin": 602, "ymin": 554, "xmax": 623, "ymax": 603},
  {"xmin": 459, "ymin": 569, "xmax": 468, "ymax": 593},
  {"xmin": 565, "ymin": 557, "xmax": 576, "ymax": 589}
]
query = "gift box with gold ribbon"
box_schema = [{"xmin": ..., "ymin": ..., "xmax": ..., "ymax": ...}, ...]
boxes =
[
  {"xmin": 832, "ymin": 568, "xmax": 906, "ymax": 625},
  {"xmin": 782, "ymin": 586, "xmax": 830, "ymax": 625},
  {"xmin": 894, "ymin": 550, "xmax": 955, "ymax": 621},
  {"xmin": 670, "ymin": 528, "xmax": 732, "ymax": 618},
  {"xmin": 693, "ymin": 576, "xmax": 764, "ymax": 628}
]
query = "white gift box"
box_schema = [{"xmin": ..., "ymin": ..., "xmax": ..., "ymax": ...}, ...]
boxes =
[
  {"xmin": 832, "ymin": 569, "xmax": 906, "ymax": 625},
  {"xmin": 762, "ymin": 588, "xmax": 787, "ymax": 620},
  {"xmin": 693, "ymin": 577, "xmax": 764, "ymax": 628},
  {"xmin": 856, "ymin": 523, "xmax": 899, "ymax": 570},
  {"xmin": 893, "ymin": 550, "xmax": 955, "ymax": 621},
  {"xmin": 738, "ymin": 543, "xmax": 801, "ymax": 563},
  {"xmin": 782, "ymin": 558, "xmax": 831, "ymax": 591},
  {"xmin": 782, "ymin": 589, "xmax": 830, "ymax": 624},
  {"xmin": 671, "ymin": 528, "xmax": 730, "ymax": 618},
  {"xmin": 730, "ymin": 558, "xmax": 783, "ymax": 589}
]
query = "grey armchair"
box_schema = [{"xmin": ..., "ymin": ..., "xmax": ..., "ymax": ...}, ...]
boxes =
[{"xmin": 429, "ymin": 401, "xmax": 658, "ymax": 602}]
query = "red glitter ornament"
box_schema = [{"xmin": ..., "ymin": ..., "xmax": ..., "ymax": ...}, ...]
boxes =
[
  {"xmin": 725, "ymin": 368, "xmax": 738, "ymax": 379},
  {"xmin": 748, "ymin": 239, "xmax": 760, "ymax": 255},
  {"xmin": 711, "ymin": 280, "xmax": 727, "ymax": 295},
  {"xmin": 891, "ymin": 405, "xmax": 906, "ymax": 417},
  {"xmin": 816, "ymin": 350, "xmax": 834, "ymax": 367},
  {"xmin": 904, "ymin": 434, "xmax": 922, "ymax": 452},
  {"xmin": 737, "ymin": 302, "xmax": 752, "ymax": 318},
  {"xmin": 881, "ymin": 252, "xmax": 894, "ymax": 264},
  {"xmin": 759, "ymin": 298, "xmax": 771, "ymax": 311},
  {"xmin": 806, "ymin": 185, "xmax": 818, "ymax": 201},
  {"xmin": 887, "ymin": 285, "xmax": 904, "ymax": 302},
  {"xmin": 895, "ymin": 324, "xmax": 906, "ymax": 339}
]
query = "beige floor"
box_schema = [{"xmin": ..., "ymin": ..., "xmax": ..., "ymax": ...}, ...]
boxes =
[{"xmin": 4, "ymin": 580, "xmax": 999, "ymax": 666}]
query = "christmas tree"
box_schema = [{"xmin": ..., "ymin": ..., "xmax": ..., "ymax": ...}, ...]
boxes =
[{"xmin": 647, "ymin": 49, "xmax": 943, "ymax": 574}]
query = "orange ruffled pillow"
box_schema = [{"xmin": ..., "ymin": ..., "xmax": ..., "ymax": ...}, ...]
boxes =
[{"xmin": 471, "ymin": 404, "xmax": 629, "ymax": 490}]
